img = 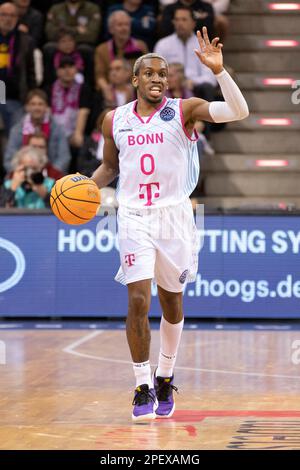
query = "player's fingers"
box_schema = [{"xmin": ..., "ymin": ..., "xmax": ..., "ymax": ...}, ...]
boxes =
[
  {"xmin": 211, "ymin": 37, "xmax": 220, "ymax": 47},
  {"xmin": 194, "ymin": 49, "xmax": 205, "ymax": 63},
  {"xmin": 202, "ymin": 26, "xmax": 211, "ymax": 46},
  {"xmin": 217, "ymin": 43, "xmax": 223, "ymax": 50},
  {"xmin": 196, "ymin": 30, "xmax": 206, "ymax": 51}
]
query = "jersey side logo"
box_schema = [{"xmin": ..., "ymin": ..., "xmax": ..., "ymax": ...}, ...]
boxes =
[{"xmin": 160, "ymin": 107, "xmax": 175, "ymax": 122}]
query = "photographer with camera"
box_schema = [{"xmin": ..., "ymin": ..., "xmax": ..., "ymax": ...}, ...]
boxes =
[{"xmin": 0, "ymin": 145, "xmax": 55, "ymax": 208}]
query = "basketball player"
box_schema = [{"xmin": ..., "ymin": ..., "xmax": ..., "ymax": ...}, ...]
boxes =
[{"xmin": 92, "ymin": 27, "xmax": 249, "ymax": 421}]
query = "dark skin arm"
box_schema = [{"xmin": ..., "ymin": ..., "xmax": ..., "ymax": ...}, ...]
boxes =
[
  {"xmin": 182, "ymin": 97, "xmax": 213, "ymax": 134},
  {"xmin": 91, "ymin": 111, "xmax": 119, "ymax": 188}
]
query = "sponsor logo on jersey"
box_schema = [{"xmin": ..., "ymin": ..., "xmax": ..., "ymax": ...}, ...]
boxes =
[
  {"xmin": 125, "ymin": 253, "xmax": 135, "ymax": 267},
  {"xmin": 179, "ymin": 269, "xmax": 189, "ymax": 284},
  {"xmin": 160, "ymin": 107, "xmax": 175, "ymax": 122},
  {"xmin": 119, "ymin": 128, "xmax": 133, "ymax": 133},
  {"xmin": 128, "ymin": 133, "xmax": 163, "ymax": 146}
]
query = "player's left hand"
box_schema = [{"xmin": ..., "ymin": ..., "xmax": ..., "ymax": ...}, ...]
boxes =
[{"xmin": 194, "ymin": 27, "xmax": 223, "ymax": 75}]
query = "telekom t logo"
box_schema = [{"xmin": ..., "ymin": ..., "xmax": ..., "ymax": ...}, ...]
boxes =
[
  {"xmin": 139, "ymin": 182, "xmax": 160, "ymax": 206},
  {"xmin": 125, "ymin": 253, "xmax": 135, "ymax": 267}
]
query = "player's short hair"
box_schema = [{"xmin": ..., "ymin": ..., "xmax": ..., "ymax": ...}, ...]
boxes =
[{"xmin": 133, "ymin": 53, "xmax": 169, "ymax": 76}]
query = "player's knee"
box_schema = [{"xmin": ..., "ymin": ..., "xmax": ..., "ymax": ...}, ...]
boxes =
[
  {"xmin": 159, "ymin": 291, "xmax": 182, "ymax": 320},
  {"xmin": 128, "ymin": 291, "xmax": 150, "ymax": 317},
  {"xmin": 160, "ymin": 290, "xmax": 181, "ymax": 306}
]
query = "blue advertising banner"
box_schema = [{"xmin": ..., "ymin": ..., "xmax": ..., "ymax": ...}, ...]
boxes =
[{"xmin": 1, "ymin": 214, "xmax": 300, "ymax": 318}]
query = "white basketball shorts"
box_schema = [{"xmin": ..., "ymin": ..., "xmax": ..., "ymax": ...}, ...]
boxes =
[{"xmin": 115, "ymin": 198, "xmax": 199, "ymax": 292}]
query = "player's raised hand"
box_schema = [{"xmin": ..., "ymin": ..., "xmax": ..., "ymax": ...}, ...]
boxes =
[{"xmin": 194, "ymin": 27, "xmax": 223, "ymax": 75}]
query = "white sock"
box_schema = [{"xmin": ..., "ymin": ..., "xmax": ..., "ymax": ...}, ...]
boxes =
[
  {"xmin": 133, "ymin": 361, "xmax": 153, "ymax": 388},
  {"xmin": 156, "ymin": 316, "xmax": 184, "ymax": 378}
]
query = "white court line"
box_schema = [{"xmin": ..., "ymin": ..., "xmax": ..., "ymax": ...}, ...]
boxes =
[
  {"xmin": 63, "ymin": 330, "xmax": 104, "ymax": 352},
  {"xmin": 63, "ymin": 330, "xmax": 132, "ymax": 365},
  {"xmin": 63, "ymin": 330, "xmax": 300, "ymax": 380}
]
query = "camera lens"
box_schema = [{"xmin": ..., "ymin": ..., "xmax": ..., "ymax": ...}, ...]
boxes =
[
  {"xmin": 31, "ymin": 172, "xmax": 44, "ymax": 185},
  {"xmin": 21, "ymin": 181, "xmax": 32, "ymax": 193}
]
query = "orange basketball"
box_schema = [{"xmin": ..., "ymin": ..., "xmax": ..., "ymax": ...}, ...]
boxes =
[{"xmin": 50, "ymin": 173, "xmax": 101, "ymax": 225}]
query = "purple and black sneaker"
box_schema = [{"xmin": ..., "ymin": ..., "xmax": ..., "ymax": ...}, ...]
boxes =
[
  {"xmin": 154, "ymin": 372, "xmax": 178, "ymax": 418},
  {"xmin": 132, "ymin": 384, "xmax": 158, "ymax": 421}
]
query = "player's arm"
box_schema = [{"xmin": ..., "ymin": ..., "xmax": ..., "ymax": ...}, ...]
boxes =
[
  {"xmin": 182, "ymin": 27, "xmax": 249, "ymax": 124},
  {"xmin": 91, "ymin": 111, "xmax": 119, "ymax": 189}
]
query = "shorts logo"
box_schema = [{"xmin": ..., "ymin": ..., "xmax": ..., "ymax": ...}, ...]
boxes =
[
  {"xmin": 179, "ymin": 269, "xmax": 189, "ymax": 284},
  {"xmin": 128, "ymin": 210, "xmax": 142, "ymax": 217},
  {"xmin": 125, "ymin": 253, "xmax": 135, "ymax": 267},
  {"xmin": 160, "ymin": 107, "xmax": 175, "ymax": 122}
]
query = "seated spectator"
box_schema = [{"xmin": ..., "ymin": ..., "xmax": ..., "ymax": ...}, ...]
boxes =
[
  {"xmin": 13, "ymin": 0, "xmax": 44, "ymax": 48},
  {"xmin": 45, "ymin": 56, "xmax": 92, "ymax": 149},
  {"xmin": 44, "ymin": 0, "xmax": 101, "ymax": 81},
  {"xmin": 77, "ymin": 107, "xmax": 117, "ymax": 189},
  {"xmin": 84, "ymin": 88, "xmax": 105, "ymax": 137},
  {"xmin": 98, "ymin": 58, "xmax": 134, "ymax": 107},
  {"xmin": 159, "ymin": 1, "xmax": 177, "ymax": 7},
  {"xmin": 27, "ymin": 132, "xmax": 64, "ymax": 180},
  {"xmin": 30, "ymin": 0, "xmax": 60, "ymax": 12},
  {"xmin": 4, "ymin": 89, "xmax": 71, "ymax": 174},
  {"xmin": 0, "ymin": 2, "xmax": 36, "ymax": 134},
  {"xmin": 43, "ymin": 28, "xmax": 86, "ymax": 86},
  {"xmin": 45, "ymin": 0, "xmax": 101, "ymax": 47},
  {"xmin": 158, "ymin": 0, "xmax": 215, "ymax": 38},
  {"xmin": 166, "ymin": 62, "xmax": 193, "ymax": 99},
  {"xmin": 94, "ymin": 10, "xmax": 148, "ymax": 91},
  {"xmin": 205, "ymin": 0, "xmax": 230, "ymax": 42},
  {"xmin": 0, "ymin": 145, "xmax": 55, "ymax": 208},
  {"xmin": 0, "ymin": 159, "xmax": 4, "ymax": 184},
  {"xmin": 154, "ymin": 6, "xmax": 217, "ymax": 102},
  {"xmin": 105, "ymin": 0, "xmax": 156, "ymax": 49}
]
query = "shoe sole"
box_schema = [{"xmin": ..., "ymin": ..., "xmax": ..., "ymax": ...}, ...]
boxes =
[
  {"xmin": 132, "ymin": 412, "xmax": 157, "ymax": 422},
  {"xmin": 155, "ymin": 402, "xmax": 175, "ymax": 419}
]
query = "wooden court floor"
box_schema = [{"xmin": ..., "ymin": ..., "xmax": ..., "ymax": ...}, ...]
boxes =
[{"xmin": 1, "ymin": 325, "xmax": 300, "ymax": 450}]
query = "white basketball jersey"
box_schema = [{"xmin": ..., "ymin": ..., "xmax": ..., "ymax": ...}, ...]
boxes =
[{"xmin": 112, "ymin": 96, "xmax": 199, "ymax": 208}]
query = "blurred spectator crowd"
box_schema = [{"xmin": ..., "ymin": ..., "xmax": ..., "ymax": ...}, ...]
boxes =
[{"xmin": 0, "ymin": 0, "xmax": 230, "ymax": 209}]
